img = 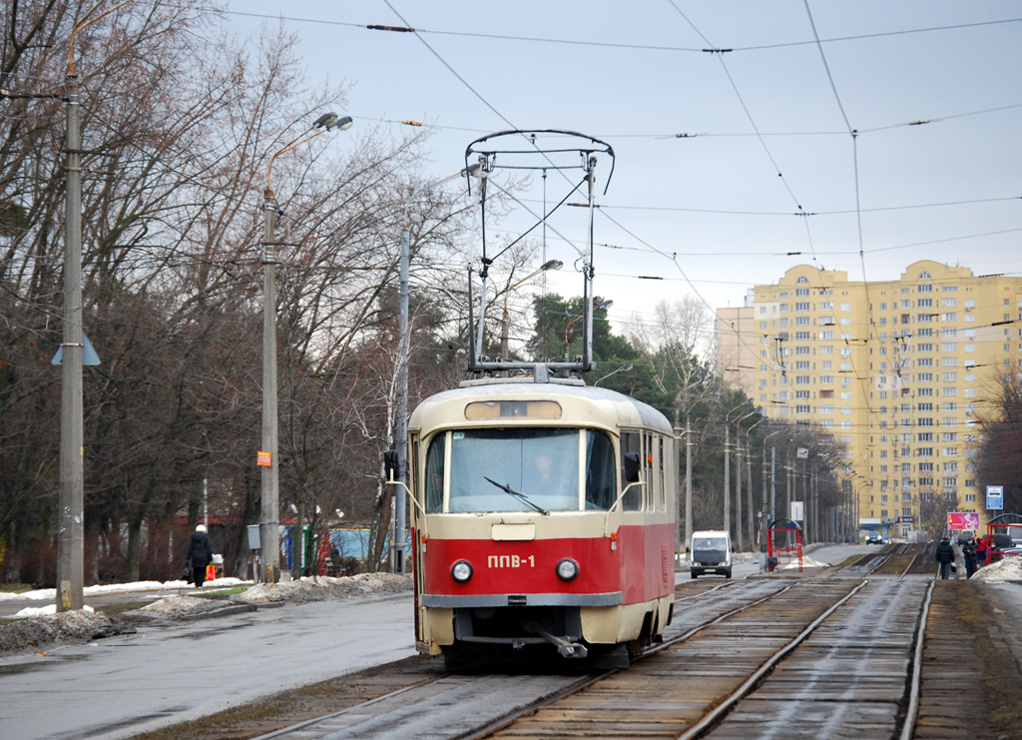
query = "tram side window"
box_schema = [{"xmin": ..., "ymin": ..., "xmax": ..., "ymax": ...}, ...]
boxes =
[
  {"xmin": 620, "ymin": 431, "xmax": 642, "ymax": 511},
  {"xmin": 585, "ymin": 430, "xmax": 616, "ymax": 510},
  {"xmin": 643, "ymin": 433, "xmax": 655, "ymax": 510},
  {"xmin": 657, "ymin": 437, "xmax": 666, "ymax": 511},
  {"xmin": 424, "ymin": 434, "xmax": 445, "ymax": 513}
]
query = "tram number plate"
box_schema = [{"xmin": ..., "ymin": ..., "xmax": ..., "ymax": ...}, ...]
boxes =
[{"xmin": 488, "ymin": 555, "xmax": 535, "ymax": 568}]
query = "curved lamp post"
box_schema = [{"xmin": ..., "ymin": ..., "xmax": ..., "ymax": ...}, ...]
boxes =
[
  {"xmin": 499, "ymin": 259, "xmax": 562, "ymax": 358},
  {"xmin": 260, "ymin": 113, "xmax": 352, "ymax": 583},
  {"xmin": 393, "ymin": 164, "xmax": 481, "ymax": 573}
]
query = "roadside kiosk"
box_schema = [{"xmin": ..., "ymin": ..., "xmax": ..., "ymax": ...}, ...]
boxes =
[{"xmin": 766, "ymin": 518, "xmax": 803, "ymax": 573}]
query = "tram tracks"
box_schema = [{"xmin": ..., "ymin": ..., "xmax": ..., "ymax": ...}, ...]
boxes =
[{"xmin": 247, "ymin": 576, "xmax": 940, "ymax": 740}]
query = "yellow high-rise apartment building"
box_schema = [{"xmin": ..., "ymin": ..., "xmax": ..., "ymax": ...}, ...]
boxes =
[{"xmin": 717, "ymin": 260, "xmax": 1022, "ymax": 540}]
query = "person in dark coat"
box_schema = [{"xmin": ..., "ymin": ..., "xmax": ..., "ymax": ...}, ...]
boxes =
[
  {"xmin": 935, "ymin": 537, "xmax": 954, "ymax": 580},
  {"xmin": 962, "ymin": 536, "xmax": 978, "ymax": 578},
  {"xmin": 186, "ymin": 524, "xmax": 215, "ymax": 587}
]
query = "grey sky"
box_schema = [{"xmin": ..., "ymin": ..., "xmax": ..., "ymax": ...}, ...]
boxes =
[{"xmin": 225, "ymin": 1, "xmax": 1022, "ymax": 340}]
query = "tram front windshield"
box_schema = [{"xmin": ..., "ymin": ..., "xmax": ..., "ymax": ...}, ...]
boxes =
[{"xmin": 428, "ymin": 428, "xmax": 616, "ymax": 513}]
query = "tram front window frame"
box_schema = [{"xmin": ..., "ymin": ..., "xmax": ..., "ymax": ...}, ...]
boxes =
[{"xmin": 422, "ymin": 428, "xmax": 618, "ymax": 513}]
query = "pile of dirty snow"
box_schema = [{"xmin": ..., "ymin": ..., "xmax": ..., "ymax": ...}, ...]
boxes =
[
  {"xmin": 130, "ymin": 595, "xmax": 248, "ymax": 620},
  {"xmin": 972, "ymin": 556, "xmax": 1022, "ymax": 582},
  {"xmin": 0, "ymin": 609, "xmax": 135, "ymax": 655},
  {"xmin": 240, "ymin": 573, "xmax": 412, "ymax": 604}
]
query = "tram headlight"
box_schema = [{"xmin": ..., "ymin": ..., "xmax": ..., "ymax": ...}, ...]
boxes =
[
  {"xmin": 556, "ymin": 558, "xmax": 579, "ymax": 582},
  {"xmin": 451, "ymin": 560, "xmax": 473, "ymax": 583}
]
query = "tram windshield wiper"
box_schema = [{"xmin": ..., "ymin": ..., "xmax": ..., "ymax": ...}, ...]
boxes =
[{"xmin": 483, "ymin": 476, "xmax": 549, "ymax": 515}]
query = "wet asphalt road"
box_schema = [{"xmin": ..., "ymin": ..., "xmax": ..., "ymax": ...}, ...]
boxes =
[{"xmin": 0, "ymin": 592, "xmax": 415, "ymax": 740}]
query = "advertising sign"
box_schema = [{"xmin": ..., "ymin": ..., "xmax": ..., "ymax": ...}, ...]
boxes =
[
  {"xmin": 986, "ymin": 485, "xmax": 1004, "ymax": 510},
  {"xmin": 947, "ymin": 511, "xmax": 980, "ymax": 531}
]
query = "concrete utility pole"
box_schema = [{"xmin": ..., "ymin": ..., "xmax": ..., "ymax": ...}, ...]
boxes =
[
  {"xmin": 770, "ymin": 447, "xmax": 777, "ymax": 523},
  {"xmin": 734, "ymin": 434, "xmax": 742, "ymax": 550},
  {"xmin": 260, "ymin": 189, "xmax": 280, "ymax": 583},
  {"xmin": 723, "ymin": 425, "xmax": 730, "ymax": 535},
  {"xmin": 394, "ymin": 165, "xmax": 481, "ymax": 573},
  {"xmin": 746, "ymin": 434, "xmax": 755, "ymax": 549},
  {"xmin": 57, "ymin": 66, "xmax": 84, "ymax": 613},
  {"xmin": 685, "ymin": 419, "xmax": 693, "ymax": 551}
]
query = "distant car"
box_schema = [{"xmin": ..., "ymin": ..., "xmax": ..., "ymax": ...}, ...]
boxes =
[{"xmin": 867, "ymin": 534, "xmax": 882, "ymax": 545}]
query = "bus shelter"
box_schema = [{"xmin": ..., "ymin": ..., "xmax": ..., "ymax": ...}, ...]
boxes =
[
  {"xmin": 766, "ymin": 518, "xmax": 803, "ymax": 573},
  {"xmin": 984, "ymin": 512, "xmax": 1022, "ymax": 565}
]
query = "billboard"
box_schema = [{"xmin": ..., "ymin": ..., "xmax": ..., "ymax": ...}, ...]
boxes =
[{"xmin": 947, "ymin": 511, "xmax": 980, "ymax": 531}]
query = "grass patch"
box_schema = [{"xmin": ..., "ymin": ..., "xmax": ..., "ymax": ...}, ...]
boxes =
[
  {"xmin": 199, "ymin": 587, "xmax": 248, "ymax": 597},
  {"xmin": 0, "ymin": 583, "xmax": 34, "ymax": 594}
]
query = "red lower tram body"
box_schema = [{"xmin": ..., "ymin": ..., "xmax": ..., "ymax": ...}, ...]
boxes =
[{"xmin": 413, "ymin": 516, "xmax": 675, "ymax": 664}]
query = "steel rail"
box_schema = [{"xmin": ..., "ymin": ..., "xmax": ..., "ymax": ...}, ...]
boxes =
[
  {"xmin": 247, "ymin": 674, "xmax": 449, "ymax": 740},
  {"xmin": 448, "ymin": 583, "xmax": 798, "ymax": 740},
  {"xmin": 675, "ymin": 579, "xmax": 870, "ymax": 740},
  {"xmin": 899, "ymin": 551, "xmax": 921, "ymax": 578},
  {"xmin": 898, "ymin": 578, "xmax": 936, "ymax": 740}
]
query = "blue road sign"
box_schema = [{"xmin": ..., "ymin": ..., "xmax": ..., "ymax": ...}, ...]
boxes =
[
  {"xmin": 52, "ymin": 332, "xmax": 101, "ymax": 366},
  {"xmin": 986, "ymin": 485, "xmax": 1004, "ymax": 510}
]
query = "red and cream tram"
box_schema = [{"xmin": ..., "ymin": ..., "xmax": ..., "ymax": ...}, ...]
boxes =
[{"xmin": 400, "ymin": 376, "xmax": 676, "ymax": 667}]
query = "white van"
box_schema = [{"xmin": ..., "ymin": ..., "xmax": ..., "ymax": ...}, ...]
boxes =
[{"xmin": 688, "ymin": 530, "xmax": 733, "ymax": 579}]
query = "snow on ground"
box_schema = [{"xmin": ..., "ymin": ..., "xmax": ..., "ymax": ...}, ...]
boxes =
[
  {"xmin": 971, "ymin": 556, "xmax": 1022, "ymax": 582},
  {"xmin": 241, "ymin": 573, "xmax": 412, "ymax": 603},
  {"xmin": 13, "ymin": 603, "xmax": 95, "ymax": 618},
  {"xmin": 0, "ymin": 572, "xmax": 413, "ymax": 655},
  {"xmin": 776, "ymin": 555, "xmax": 831, "ymax": 569},
  {"xmin": 0, "ymin": 577, "xmax": 251, "ymax": 603}
]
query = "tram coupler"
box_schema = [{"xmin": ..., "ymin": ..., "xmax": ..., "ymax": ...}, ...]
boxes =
[{"xmin": 523, "ymin": 621, "xmax": 588, "ymax": 659}]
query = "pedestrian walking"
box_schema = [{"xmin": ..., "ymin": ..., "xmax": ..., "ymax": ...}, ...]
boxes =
[
  {"xmin": 186, "ymin": 524, "xmax": 215, "ymax": 587},
  {"xmin": 935, "ymin": 537, "xmax": 954, "ymax": 580},
  {"xmin": 962, "ymin": 536, "xmax": 978, "ymax": 579}
]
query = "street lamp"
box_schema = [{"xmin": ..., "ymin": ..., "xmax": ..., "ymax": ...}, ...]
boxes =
[
  {"xmin": 500, "ymin": 259, "xmax": 562, "ymax": 358},
  {"xmin": 394, "ymin": 164, "xmax": 481, "ymax": 574},
  {"xmin": 260, "ymin": 112, "xmax": 352, "ymax": 583},
  {"xmin": 563, "ymin": 299, "xmax": 611, "ymax": 360},
  {"xmin": 723, "ymin": 404, "xmax": 758, "ymax": 537},
  {"xmin": 594, "ymin": 363, "xmax": 633, "ymax": 387}
]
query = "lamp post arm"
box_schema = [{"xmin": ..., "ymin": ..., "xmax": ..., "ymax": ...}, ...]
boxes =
[
  {"xmin": 267, "ymin": 127, "xmax": 329, "ymax": 191},
  {"xmin": 69, "ymin": 0, "xmax": 134, "ymax": 76}
]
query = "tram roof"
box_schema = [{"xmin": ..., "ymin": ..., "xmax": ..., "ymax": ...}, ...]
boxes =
[{"xmin": 408, "ymin": 377, "xmax": 673, "ymax": 435}]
